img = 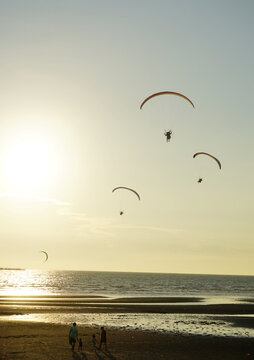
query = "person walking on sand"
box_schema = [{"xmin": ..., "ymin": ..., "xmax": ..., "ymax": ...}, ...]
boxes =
[
  {"xmin": 78, "ymin": 337, "xmax": 83, "ymax": 351},
  {"xmin": 69, "ymin": 322, "xmax": 78, "ymax": 351},
  {"xmin": 92, "ymin": 334, "xmax": 97, "ymax": 349},
  {"xmin": 99, "ymin": 326, "xmax": 107, "ymax": 351}
]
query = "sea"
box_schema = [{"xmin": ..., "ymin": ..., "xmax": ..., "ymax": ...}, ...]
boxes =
[{"xmin": 1, "ymin": 269, "xmax": 254, "ymax": 337}]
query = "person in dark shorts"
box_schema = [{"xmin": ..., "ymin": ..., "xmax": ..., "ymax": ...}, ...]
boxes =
[
  {"xmin": 99, "ymin": 326, "xmax": 107, "ymax": 350},
  {"xmin": 69, "ymin": 322, "xmax": 78, "ymax": 351}
]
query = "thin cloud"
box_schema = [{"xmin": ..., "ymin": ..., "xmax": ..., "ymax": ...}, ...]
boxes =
[
  {"xmin": 59, "ymin": 211, "xmax": 117, "ymax": 236},
  {"xmin": 0, "ymin": 193, "xmax": 70, "ymax": 206},
  {"xmin": 60, "ymin": 210, "xmax": 182, "ymax": 236},
  {"xmin": 0, "ymin": 195, "xmax": 181, "ymax": 237},
  {"xmin": 112, "ymin": 224, "xmax": 182, "ymax": 234}
]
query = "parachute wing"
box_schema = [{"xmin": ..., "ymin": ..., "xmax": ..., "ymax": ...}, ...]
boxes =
[
  {"xmin": 112, "ymin": 187, "xmax": 140, "ymax": 200},
  {"xmin": 140, "ymin": 91, "xmax": 195, "ymax": 110},
  {"xmin": 41, "ymin": 251, "xmax": 48, "ymax": 262},
  {"xmin": 193, "ymin": 152, "xmax": 221, "ymax": 169}
]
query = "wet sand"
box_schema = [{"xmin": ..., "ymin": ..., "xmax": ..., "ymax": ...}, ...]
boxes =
[
  {"xmin": 1, "ymin": 295, "xmax": 254, "ymax": 315},
  {"xmin": 1, "ymin": 320, "xmax": 254, "ymax": 360},
  {"xmin": 1, "ymin": 297, "xmax": 254, "ymax": 359},
  {"xmin": 2, "ymin": 305, "xmax": 254, "ymax": 316}
]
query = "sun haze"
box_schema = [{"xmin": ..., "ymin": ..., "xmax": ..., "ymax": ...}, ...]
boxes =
[{"xmin": 0, "ymin": 1, "xmax": 253, "ymax": 275}]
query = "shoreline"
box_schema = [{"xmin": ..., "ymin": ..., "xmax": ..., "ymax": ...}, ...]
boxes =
[
  {"xmin": 1, "ymin": 320, "xmax": 254, "ymax": 359},
  {"xmin": 1, "ymin": 299, "xmax": 254, "ymax": 339},
  {"xmin": 1, "ymin": 296, "xmax": 254, "ymax": 358},
  {"xmin": 1, "ymin": 298, "xmax": 254, "ymax": 315}
]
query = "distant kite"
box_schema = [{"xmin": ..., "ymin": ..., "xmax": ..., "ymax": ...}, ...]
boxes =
[
  {"xmin": 40, "ymin": 251, "xmax": 48, "ymax": 262},
  {"xmin": 140, "ymin": 91, "xmax": 195, "ymax": 110}
]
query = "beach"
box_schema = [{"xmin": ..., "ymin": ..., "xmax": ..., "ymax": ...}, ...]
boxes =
[
  {"xmin": 1, "ymin": 319, "xmax": 254, "ymax": 360},
  {"xmin": 1, "ymin": 297, "xmax": 254, "ymax": 359}
]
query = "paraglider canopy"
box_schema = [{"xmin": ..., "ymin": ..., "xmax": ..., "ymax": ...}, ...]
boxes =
[
  {"xmin": 112, "ymin": 187, "xmax": 140, "ymax": 216},
  {"xmin": 112, "ymin": 187, "xmax": 140, "ymax": 200},
  {"xmin": 40, "ymin": 251, "xmax": 48, "ymax": 262},
  {"xmin": 140, "ymin": 91, "xmax": 195, "ymax": 110},
  {"xmin": 193, "ymin": 152, "xmax": 221, "ymax": 169}
]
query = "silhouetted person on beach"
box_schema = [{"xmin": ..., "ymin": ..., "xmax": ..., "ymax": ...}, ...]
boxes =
[
  {"xmin": 99, "ymin": 326, "xmax": 107, "ymax": 351},
  {"xmin": 69, "ymin": 322, "xmax": 78, "ymax": 351},
  {"xmin": 78, "ymin": 337, "xmax": 83, "ymax": 351},
  {"xmin": 92, "ymin": 334, "xmax": 97, "ymax": 349}
]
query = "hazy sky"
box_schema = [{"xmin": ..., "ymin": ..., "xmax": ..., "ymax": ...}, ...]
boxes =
[{"xmin": 0, "ymin": 0, "xmax": 253, "ymax": 274}]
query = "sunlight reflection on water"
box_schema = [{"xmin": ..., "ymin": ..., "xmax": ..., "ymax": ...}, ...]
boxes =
[
  {"xmin": 1, "ymin": 270, "xmax": 254, "ymax": 338},
  {"xmin": 1, "ymin": 270, "xmax": 254, "ymax": 298}
]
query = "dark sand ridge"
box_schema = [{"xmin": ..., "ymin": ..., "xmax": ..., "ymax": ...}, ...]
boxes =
[
  {"xmin": 1, "ymin": 320, "xmax": 254, "ymax": 360},
  {"xmin": 1, "ymin": 296, "xmax": 254, "ymax": 315},
  {"xmin": 0, "ymin": 296, "xmax": 204, "ymax": 302}
]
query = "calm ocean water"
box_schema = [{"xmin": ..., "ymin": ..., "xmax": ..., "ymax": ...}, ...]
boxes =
[
  {"xmin": 1, "ymin": 269, "xmax": 254, "ymax": 298},
  {"xmin": 1, "ymin": 270, "xmax": 254, "ymax": 337}
]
